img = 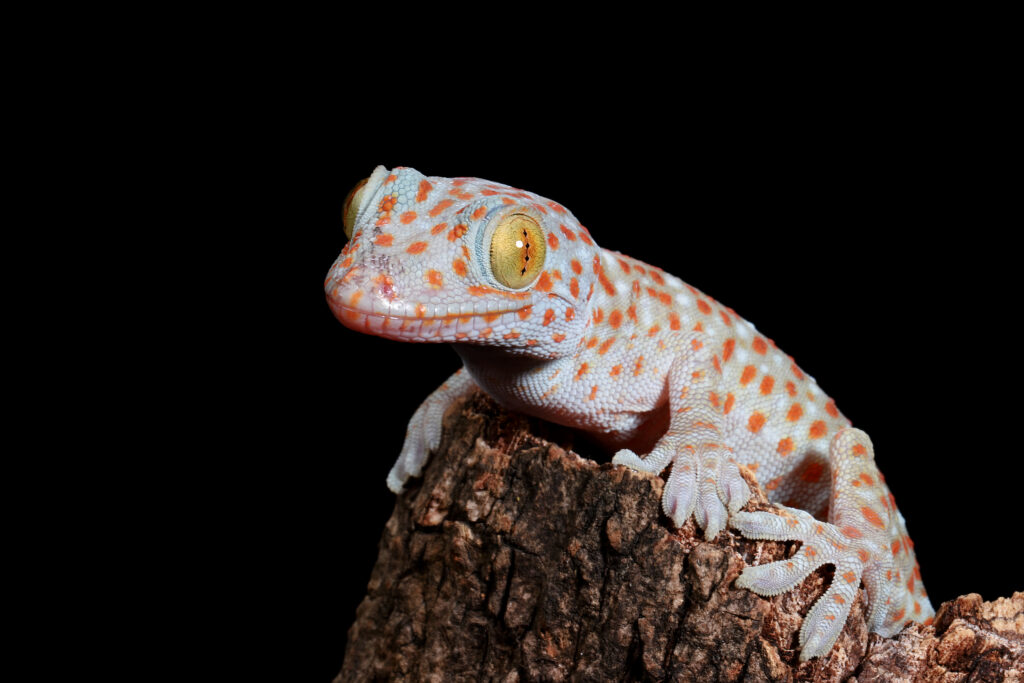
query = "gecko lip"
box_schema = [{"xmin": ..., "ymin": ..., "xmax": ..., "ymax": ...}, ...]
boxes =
[{"xmin": 326, "ymin": 298, "xmax": 532, "ymax": 324}]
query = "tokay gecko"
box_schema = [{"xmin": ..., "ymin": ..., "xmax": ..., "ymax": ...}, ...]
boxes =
[{"xmin": 325, "ymin": 165, "xmax": 935, "ymax": 660}]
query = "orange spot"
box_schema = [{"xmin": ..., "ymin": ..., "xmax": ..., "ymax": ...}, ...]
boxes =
[
  {"xmin": 429, "ymin": 199, "xmax": 454, "ymax": 217},
  {"xmin": 697, "ymin": 300, "xmax": 711, "ymax": 314},
  {"xmin": 657, "ymin": 291, "xmax": 671, "ymax": 306},
  {"xmin": 431, "ymin": 222, "xmax": 448, "ymax": 235},
  {"xmin": 586, "ymin": 337, "xmax": 598, "ymax": 349},
  {"xmin": 719, "ymin": 311, "xmax": 732, "ymax": 326},
  {"xmin": 575, "ymin": 363, "xmax": 589, "ymax": 380},
  {"xmin": 479, "ymin": 327, "xmax": 492, "ymax": 338},
  {"xmin": 861, "ymin": 506, "xmax": 886, "ymax": 529},
  {"xmin": 825, "ymin": 399, "xmax": 839, "ymax": 418},
  {"xmin": 374, "ymin": 234, "xmax": 394, "ymax": 246},
  {"xmin": 349, "ymin": 290, "xmax": 363, "ymax": 306},
  {"xmin": 712, "ymin": 356, "xmax": 721, "ymax": 373},
  {"xmin": 892, "ymin": 608, "xmax": 905, "ymax": 621},
  {"xmin": 525, "ymin": 339, "xmax": 538, "ymax": 346},
  {"xmin": 588, "ymin": 385, "xmax": 598, "ymax": 401},
  {"xmin": 339, "ymin": 256, "xmax": 353, "ymax": 269},
  {"xmin": 535, "ymin": 271, "xmax": 553, "ymax": 292},
  {"xmin": 805, "ymin": 546, "xmax": 817, "ymax": 557},
  {"xmin": 633, "ymin": 356, "xmax": 644, "ymax": 376},
  {"xmin": 400, "ymin": 211, "xmax": 417, "ymax": 224},
  {"xmin": 560, "ymin": 224, "xmax": 577, "ymax": 241},
  {"xmin": 503, "ymin": 331, "xmax": 520, "ymax": 340},
  {"xmin": 752, "ymin": 337, "xmax": 768, "ymax": 354},
  {"xmin": 552, "ymin": 333, "xmax": 565, "ymax": 342},
  {"xmin": 843, "ymin": 571, "xmax": 858, "ymax": 584},
  {"xmin": 777, "ymin": 437, "xmax": 794, "ymax": 455},
  {"xmin": 517, "ymin": 306, "xmax": 533, "ymax": 321},
  {"xmin": 547, "ymin": 201, "xmax": 566, "ymax": 214},
  {"xmin": 598, "ymin": 338, "xmax": 615, "ymax": 355},
  {"xmin": 842, "ymin": 525, "xmax": 863, "ymax": 539},
  {"xmin": 416, "ymin": 180, "xmax": 433, "ymax": 202},
  {"xmin": 801, "ymin": 462, "xmax": 824, "ymax": 483},
  {"xmin": 669, "ymin": 313, "xmax": 681, "ymax": 330},
  {"xmin": 617, "ymin": 259, "xmax": 631, "ymax": 273},
  {"xmin": 447, "ymin": 223, "xmax": 467, "ymax": 241},
  {"xmin": 765, "ymin": 477, "xmax": 781, "ymax": 491},
  {"xmin": 565, "ymin": 308, "xmax": 575, "ymax": 321},
  {"xmin": 852, "ymin": 443, "xmax": 867, "ymax": 456},
  {"xmin": 610, "ymin": 365, "xmax": 622, "ymax": 376},
  {"xmin": 632, "ymin": 280, "xmax": 642, "ymax": 297},
  {"xmin": 547, "ymin": 232, "xmax": 559, "ymax": 250},
  {"xmin": 571, "ymin": 259, "xmax": 583, "ymax": 275},
  {"xmin": 809, "ymin": 420, "xmax": 827, "ymax": 439},
  {"xmin": 759, "ymin": 376, "xmax": 774, "ymax": 395},
  {"xmin": 593, "ymin": 308, "xmax": 604, "ymax": 324},
  {"xmin": 785, "ymin": 381, "xmax": 797, "ymax": 397},
  {"xmin": 542, "ymin": 309, "xmax": 556, "ymax": 326},
  {"xmin": 415, "ymin": 303, "xmax": 427, "ymax": 318},
  {"xmin": 471, "ymin": 206, "xmax": 487, "ymax": 220},
  {"xmin": 860, "ymin": 473, "xmax": 875, "ymax": 486},
  {"xmin": 722, "ymin": 339, "xmax": 735, "ymax": 362},
  {"xmin": 833, "ymin": 594, "xmax": 846, "ymax": 605},
  {"xmin": 791, "ymin": 364, "xmax": 804, "ymax": 380},
  {"xmin": 594, "ymin": 257, "xmax": 617, "ymax": 295},
  {"xmin": 452, "ymin": 259, "xmax": 467, "ymax": 277},
  {"xmin": 426, "ymin": 270, "xmax": 443, "ymax": 288},
  {"xmin": 723, "ymin": 394, "xmax": 735, "ymax": 415},
  {"xmin": 570, "ymin": 278, "xmax": 580, "ymax": 298},
  {"xmin": 892, "ymin": 540, "xmax": 902, "ymax": 556},
  {"xmin": 691, "ymin": 339, "xmax": 702, "ymax": 351},
  {"xmin": 739, "ymin": 365, "xmax": 756, "ymax": 385},
  {"xmin": 650, "ymin": 270, "xmax": 665, "ymax": 286},
  {"xmin": 747, "ymin": 412, "xmax": 766, "ymax": 433},
  {"xmin": 786, "ymin": 404, "xmax": 803, "ymax": 422},
  {"xmin": 609, "ymin": 310, "xmax": 623, "ymax": 328},
  {"xmin": 407, "ymin": 241, "xmax": 428, "ymax": 254}
]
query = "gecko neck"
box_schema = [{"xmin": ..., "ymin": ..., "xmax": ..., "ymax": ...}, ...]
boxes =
[{"xmin": 452, "ymin": 344, "xmax": 569, "ymax": 412}]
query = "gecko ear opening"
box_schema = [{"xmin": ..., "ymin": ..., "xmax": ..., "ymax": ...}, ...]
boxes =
[{"xmin": 342, "ymin": 165, "xmax": 389, "ymax": 239}]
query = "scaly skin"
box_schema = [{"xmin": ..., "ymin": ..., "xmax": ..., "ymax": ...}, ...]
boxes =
[{"xmin": 325, "ymin": 165, "xmax": 934, "ymax": 660}]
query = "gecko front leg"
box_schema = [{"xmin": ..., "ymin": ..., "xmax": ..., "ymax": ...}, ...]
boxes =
[
  {"xmin": 386, "ymin": 367, "xmax": 477, "ymax": 493},
  {"xmin": 613, "ymin": 343, "xmax": 750, "ymax": 539}
]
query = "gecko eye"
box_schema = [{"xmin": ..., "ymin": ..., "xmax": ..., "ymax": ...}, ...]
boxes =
[
  {"xmin": 342, "ymin": 177, "xmax": 370, "ymax": 239},
  {"xmin": 489, "ymin": 213, "xmax": 547, "ymax": 289}
]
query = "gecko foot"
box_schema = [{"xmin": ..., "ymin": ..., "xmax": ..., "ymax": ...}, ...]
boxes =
[
  {"xmin": 730, "ymin": 508, "xmax": 888, "ymax": 661},
  {"xmin": 614, "ymin": 444, "xmax": 750, "ymax": 539}
]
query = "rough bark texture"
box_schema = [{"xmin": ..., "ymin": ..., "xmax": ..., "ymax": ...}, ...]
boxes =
[{"xmin": 337, "ymin": 392, "xmax": 1023, "ymax": 682}]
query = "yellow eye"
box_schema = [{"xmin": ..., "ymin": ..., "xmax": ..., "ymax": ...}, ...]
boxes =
[
  {"xmin": 489, "ymin": 213, "xmax": 547, "ymax": 289},
  {"xmin": 342, "ymin": 177, "xmax": 369, "ymax": 239}
]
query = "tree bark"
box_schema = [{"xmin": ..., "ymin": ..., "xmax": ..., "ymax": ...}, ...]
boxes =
[{"xmin": 336, "ymin": 392, "xmax": 1023, "ymax": 682}]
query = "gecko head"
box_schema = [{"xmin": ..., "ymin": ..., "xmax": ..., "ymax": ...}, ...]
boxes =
[{"xmin": 325, "ymin": 165, "xmax": 605, "ymax": 357}]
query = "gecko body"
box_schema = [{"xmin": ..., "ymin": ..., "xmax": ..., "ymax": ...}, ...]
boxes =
[{"xmin": 325, "ymin": 165, "xmax": 934, "ymax": 659}]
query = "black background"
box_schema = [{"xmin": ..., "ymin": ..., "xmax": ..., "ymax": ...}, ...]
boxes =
[{"xmin": 231, "ymin": 79, "xmax": 1019, "ymax": 680}]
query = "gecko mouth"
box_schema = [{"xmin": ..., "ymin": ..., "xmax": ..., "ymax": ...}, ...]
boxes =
[{"xmin": 328, "ymin": 300, "xmax": 531, "ymax": 324}]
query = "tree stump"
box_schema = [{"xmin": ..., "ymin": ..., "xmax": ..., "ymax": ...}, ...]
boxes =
[{"xmin": 336, "ymin": 392, "xmax": 1023, "ymax": 682}]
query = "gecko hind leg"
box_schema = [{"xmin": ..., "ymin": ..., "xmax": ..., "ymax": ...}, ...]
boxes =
[{"xmin": 731, "ymin": 428, "xmax": 933, "ymax": 660}]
